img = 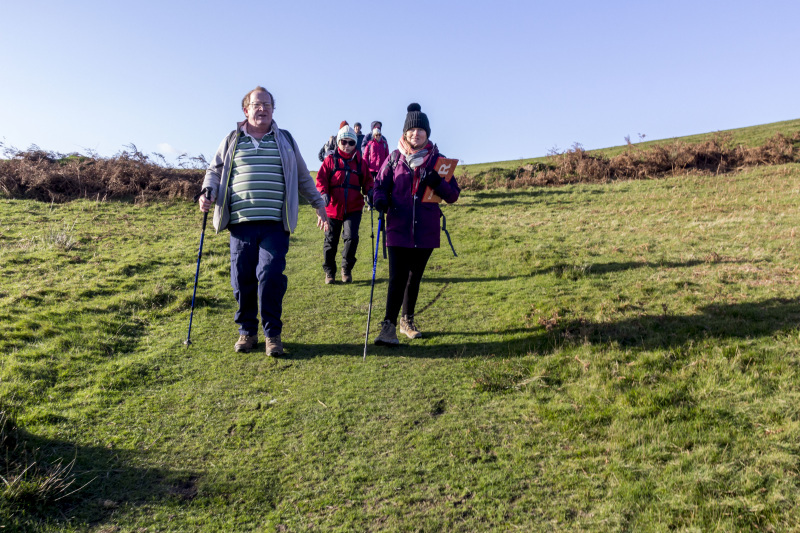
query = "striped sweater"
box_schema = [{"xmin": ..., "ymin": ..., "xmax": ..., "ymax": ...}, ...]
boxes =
[{"xmin": 229, "ymin": 132, "xmax": 285, "ymax": 224}]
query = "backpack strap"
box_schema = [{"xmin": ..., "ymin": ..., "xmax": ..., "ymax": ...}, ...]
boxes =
[
  {"xmin": 388, "ymin": 150, "xmax": 400, "ymax": 171},
  {"xmin": 330, "ymin": 153, "xmax": 363, "ymax": 190},
  {"xmin": 279, "ymin": 128, "xmax": 296, "ymax": 149},
  {"xmin": 329, "ymin": 152, "xmax": 364, "ymax": 215},
  {"xmin": 376, "ymin": 151, "xmax": 400, "ymax": 260}
]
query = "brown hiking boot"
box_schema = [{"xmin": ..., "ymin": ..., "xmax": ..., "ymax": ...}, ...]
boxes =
[
  {"xmin": 341, "ymin": 268, "xmax": 352, "ymax": 283},
  {"xmin": 374, "ymin": 320, "xmax": 399, "ymax": 346},
  {"xmin": 325, "ymin": 273, "xmax": 335, "ymax": 284},
  {"xmin": 266, "ymin": 335, "xmax": 284, "ymax": 356},
  {"xmin": 234, "ymin": 334, "xmax": 257, "ymax": 353},
  {"xmin": 399, "ymin": 315, "xmax": 422, "ymax": 339}
]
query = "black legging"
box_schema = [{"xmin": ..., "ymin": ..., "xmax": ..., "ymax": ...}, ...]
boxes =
[
  {"xmin": 322, "ymin": 211, "xmax": 362, "ymax": 275},
  {"xmin": 383, "ymin": 246, "xmax": 433, "ymax": 324}
]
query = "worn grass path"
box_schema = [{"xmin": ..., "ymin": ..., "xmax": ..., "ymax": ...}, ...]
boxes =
[{"xmin": 2, "ymin": 163, "xmax": 800, "ymax": 531}]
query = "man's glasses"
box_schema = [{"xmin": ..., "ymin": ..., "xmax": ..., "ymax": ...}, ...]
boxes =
[
  {"xmin": 339, "ymin": 140, "xmax": 356, "ymax": 146},
  {"xmin": 248, "ymin": 103, "xmax": 272, "ymax": 110}
]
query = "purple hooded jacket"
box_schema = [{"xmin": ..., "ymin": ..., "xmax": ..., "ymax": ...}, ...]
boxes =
[{"xmin": 373, "ymin": 144, "xmax": 460, "ymax": 249}]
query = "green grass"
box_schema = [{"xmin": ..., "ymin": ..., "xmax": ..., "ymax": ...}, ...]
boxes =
[
  {"xmin": 2, "ymin": 161, "xmax": 800, "ymax": 531},
  {"xmin": 460, "ymin": 117, "xmax": 800, "ymax": 175}
]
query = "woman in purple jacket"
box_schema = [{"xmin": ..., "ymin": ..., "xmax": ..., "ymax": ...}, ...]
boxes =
[{"xmin": 372, "ymin": 103, "xmax": 460, "ymax": 345}]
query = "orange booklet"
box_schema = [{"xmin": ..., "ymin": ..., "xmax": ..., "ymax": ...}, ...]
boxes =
[{"xmin": 421, "ymin": 157, "xmax": 459, "ymax": 203}]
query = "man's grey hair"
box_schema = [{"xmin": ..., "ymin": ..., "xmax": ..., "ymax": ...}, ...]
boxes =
[{"xmin": 242, "ymin": 86, "xmax": 275, "ymax": 110}]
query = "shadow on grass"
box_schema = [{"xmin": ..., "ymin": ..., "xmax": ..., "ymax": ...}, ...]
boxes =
[
  {"xmin": 286, "ymin": 297, "xmax": 800, "ymax": 359},
  {"xmin": 551, "ymin": 296, "xmax": 800, "ymax": 351},
  {"xmin": 3, "ymin": 428, "xmax": 200, "ymax": 530},
  {"xmin": 530, "ymin": 257, "xmax": 761, "ymax": 277},
  {"xmin": 471, "ymin": 189, "xmax": 570, "ymax": 201},
  {"xmin": 322, "ymin": 275, "xmax": 523, "ymax": 287},
  {"xmin": 464, "ymin": 188, "xmax": 573, "ymax": 208}
]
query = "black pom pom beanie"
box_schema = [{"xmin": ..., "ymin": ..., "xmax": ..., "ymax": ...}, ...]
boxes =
[{"xmin": 403, "ymin": 103, "xmax": 430, "ymax": 137}]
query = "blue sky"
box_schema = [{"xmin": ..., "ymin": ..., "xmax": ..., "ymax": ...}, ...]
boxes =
[{"xmin": 1, "ymin": 1, "xmax": 798, "ymax": 167}]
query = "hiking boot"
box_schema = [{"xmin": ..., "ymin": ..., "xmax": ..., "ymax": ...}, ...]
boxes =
[
  {"xmin": 341, "ymin": 268, "xmax": 352, "ymax": 283},
  {"xmin": 234, "ymin": 334, "xmax": 257, "ymax": 353},
  {"xmin": 325, "ymin": 273, "xmax": 335, "ymax": 284},
  {"xmin": 266, "ymin": 335, "xmax": 284, "ymax": 356},
  {"xmin": 374, "ymin": 320, "xmax": 399, "ymax": 346},
  {"xmin": 399, "ymin": 314, "xmax": 422, "ymax": 339}
]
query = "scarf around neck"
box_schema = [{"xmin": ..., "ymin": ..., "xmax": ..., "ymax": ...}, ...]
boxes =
[
  {"xmin": 336, "ymin": 147, "xmax": 355, "ymax": 160},
  {"xmin": 398, "ymin": 138, "xmax": 431, "ymax": 169}
]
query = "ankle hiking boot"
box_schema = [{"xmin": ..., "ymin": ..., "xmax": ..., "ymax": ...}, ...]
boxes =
[
  {"xmin": 324, "ymin": 272, "xmax": 335, "ymax": 284},
  {"xmin": 341, "ymin": 268, "xmax": 352, "ymax": 283},
  {"xmin": 266, "ymin": 335, "xmax": 284, "ymax": 356},
  {"xmin": 399, "ymin": 315, "xmax": 422, "ymax": 339},
  {"xmin": 234, "ymin": 334, "xmax": 257, "ymax": 353},
  {"xmin": 374, "ymin": 320, "xmax": 399, "ymax": 346}
]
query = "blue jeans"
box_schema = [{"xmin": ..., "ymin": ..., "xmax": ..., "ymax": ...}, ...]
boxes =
[{"xmin": 229, "ymin": 221, "xmax": 290, "ymax": 338}]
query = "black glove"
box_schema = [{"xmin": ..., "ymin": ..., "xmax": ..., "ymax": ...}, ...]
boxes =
[
  {"xmin": 374, "ymin": 196, "xmax": 388, "ymax": 212},
  {"xmin": 365, "ymin": 189, "xmax": 374, "ymax": 208},
  {"xmin": 423, "ymin": 170, "xmax": 442, "ymax": 189}
]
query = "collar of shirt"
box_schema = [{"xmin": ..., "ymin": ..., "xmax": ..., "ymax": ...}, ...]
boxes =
[{"xmin": 242, "ymin": 123, "xmax": 274, "ymax": 144}]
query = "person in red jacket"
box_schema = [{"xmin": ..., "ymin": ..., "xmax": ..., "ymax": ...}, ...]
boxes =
[{"xmin": 316, "ymin": 121, "xmax": 373, "ymax": 283}]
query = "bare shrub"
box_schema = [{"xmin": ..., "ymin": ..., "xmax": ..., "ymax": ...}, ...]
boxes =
[
  {"xmin": 4, "ymin": 132, "xmax": 797, "ymax": 200},
  {"xmin": 0, "ymin": 144, "xmax": 204, "ymax": 202},
  {"xmin": 488, "ymin": 132, "xmax": 800, "ymax": 191}
]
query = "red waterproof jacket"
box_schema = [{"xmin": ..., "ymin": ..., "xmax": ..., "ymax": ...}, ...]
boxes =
[{"xmin": 316, "ymin": 149, "xmax": 373, "ymax": 220}]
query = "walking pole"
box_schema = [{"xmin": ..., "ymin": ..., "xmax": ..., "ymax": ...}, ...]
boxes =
[
  {"xmin": 185, "ymin": 189, "xmax": 212, "ymax": 346},
  {"xmin": 369, "ymin": 196, "xmax": 374, "ymax": 257},
  {"xmin": 363, "ymin": 212, "xmax": 383, "ymax": 360}
]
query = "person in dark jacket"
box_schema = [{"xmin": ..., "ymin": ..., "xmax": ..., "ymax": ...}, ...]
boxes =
[
  {"xmin": 354, "ymin": 122, "xmax": 365, "ymax": 156},
  {"xmin": 318, "ymin": 135, "xmax": 336, "ymax": 162},
  {"xmin": 371, "ymin": 103, "xmax": 460, "ymax": 344},
  {"xmin": 316, "ymin": 121, "xmax": 373, "ymax": 283}
]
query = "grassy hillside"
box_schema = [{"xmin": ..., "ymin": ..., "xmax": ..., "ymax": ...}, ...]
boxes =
[
  {"xmin": 2, "ymin": 157, "xmax": 800, "ymax": 530},
  {"xmin": 460, "ymin": 117, "xmax": 800, "ymax": 176}
]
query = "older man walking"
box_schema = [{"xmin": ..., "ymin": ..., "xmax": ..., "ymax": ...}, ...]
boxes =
[{"xmin": 199, "ymin": 86, "xmax": 329, "ymax": 356}]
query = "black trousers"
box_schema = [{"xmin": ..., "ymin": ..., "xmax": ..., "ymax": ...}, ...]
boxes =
[
  {"xmin": 323, "ymin": 211, "xmax": 362, "ymax": 275},
  {"xmin": 384, "ymin": 246, "xmax": 433, "ymax": 324}
]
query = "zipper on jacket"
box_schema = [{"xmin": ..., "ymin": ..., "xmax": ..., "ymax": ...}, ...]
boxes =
[{"xmin": 412, "ymin": 167, "xmax": 421, "ymax": 246}]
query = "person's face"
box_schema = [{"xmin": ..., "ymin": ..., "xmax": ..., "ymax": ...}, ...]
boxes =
[
  {"xmin": 354, "ymin": 124, "xmax": 361, "ymax": 134},
  {"xmin": 243, "ymin": 91, "xmax": 273, "ymax": 132},
  {"xmin": 339, "ymin": 138, "xmax": 356, "ymax": 154},
  {"xmin": 405, "ymin": 128, "xmax": 427, "ymax": 149}
]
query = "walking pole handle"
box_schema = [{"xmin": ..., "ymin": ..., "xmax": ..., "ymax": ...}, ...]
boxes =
[{"xmin": 193, "ymin": 187, "xmax": 214, "ymax": 203}]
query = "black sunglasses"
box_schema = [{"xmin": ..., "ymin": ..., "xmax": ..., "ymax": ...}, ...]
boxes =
[{"xmin": 339, "ymin": 139, "xmax": 356, "ymax": 146}]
